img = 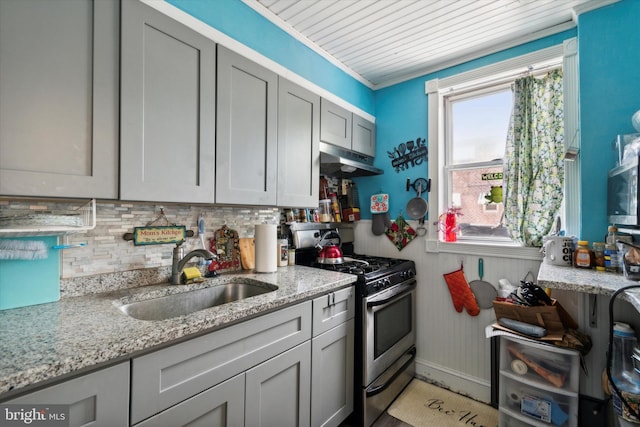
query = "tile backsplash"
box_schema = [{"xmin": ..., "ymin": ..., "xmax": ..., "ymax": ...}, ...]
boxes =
[{"xmin": 1, "ymin": 199, "xmax": 280, "ymax": 293}]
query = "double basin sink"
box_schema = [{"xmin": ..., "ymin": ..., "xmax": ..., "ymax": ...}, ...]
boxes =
[{"xmin": 117, "ymin": 278, "xmax": 278, "ymax": 321}]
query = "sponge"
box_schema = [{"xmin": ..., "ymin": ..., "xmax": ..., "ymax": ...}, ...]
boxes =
[{"xmin": 181, "ymin": 267, "xmax": 203, "ymax": 283}]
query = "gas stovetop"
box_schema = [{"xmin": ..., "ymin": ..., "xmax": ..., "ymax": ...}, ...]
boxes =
[{"xmin": 308, "ymin": 254, "xmax": 416, "ymax": 296}]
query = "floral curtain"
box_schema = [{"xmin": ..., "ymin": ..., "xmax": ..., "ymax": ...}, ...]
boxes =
[{"xmin": 504, "ymin": 69, "xmax": 564, "ymax": 247}]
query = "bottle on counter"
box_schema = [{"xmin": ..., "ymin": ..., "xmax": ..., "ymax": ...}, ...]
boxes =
[
  {"xmin": 593, "ymin": 242, "xmax": 606, "ymax": 268},
  {"xmin": 605, "ymin": 226, "xmax": 622, "ymax": 273},
  {"xmin": 574, "ymin": 240, "xmax": 593, "ymax": 268}
]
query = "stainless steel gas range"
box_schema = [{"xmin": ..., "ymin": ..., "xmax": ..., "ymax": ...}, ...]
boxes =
[{"xmin": 289, "ymin": 223, "xmax": 416, "ymax": 427}]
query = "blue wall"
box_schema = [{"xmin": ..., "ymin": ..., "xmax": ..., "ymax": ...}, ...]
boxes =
[
  {"xmin": 166, "ymin": 0, "xmax": 375, "ymax": 115},
  {"xmin": 359, "ymin": 30, "xmax": 575, "ymax": 221},
  {"xmin": 171, "ymin": 0, "xmax": 640, "ymax": 241},
  {"xmin": 578, "ymin": 0, "xmax": 640, "ymax": 242}
]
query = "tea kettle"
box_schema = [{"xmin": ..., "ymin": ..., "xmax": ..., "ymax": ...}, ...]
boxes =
[{"xmin": 316, "ymin": 230, "xmax": 343, "ymax": 264}]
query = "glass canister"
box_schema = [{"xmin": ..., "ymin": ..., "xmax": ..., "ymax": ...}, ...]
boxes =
[
  {"xmin": 593, "ymin": 242, "xmax": 606, "ymax": 268},
  {"xmin": 319, "ymin": 199, "xmax": 332, "ymax": 222}
]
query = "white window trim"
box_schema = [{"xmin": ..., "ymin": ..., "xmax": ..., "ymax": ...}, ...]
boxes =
[{"xmin": 425, "ymin": 39, "xmax": 579, "ymax": 259}]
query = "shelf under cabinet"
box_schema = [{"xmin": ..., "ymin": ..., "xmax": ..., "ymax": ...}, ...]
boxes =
[{"xmin": 0, "ymin": 199, "xmax": 96, "ymax": 237}]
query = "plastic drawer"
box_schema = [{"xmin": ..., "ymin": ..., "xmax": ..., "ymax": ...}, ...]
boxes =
[
  {"xmin": 499, "ymin": 410, "xmax": 536, "ymax": 427},
  {"xmin": 500, "ymin": 336, "xmax": 579, "ymax": 393},
  {"xmin": 499, "ymin": 375, "xmax": 577, "ymax": 427}
]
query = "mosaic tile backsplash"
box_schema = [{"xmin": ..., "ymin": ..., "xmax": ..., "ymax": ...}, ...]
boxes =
[{"xmin": 0, "ymin": 199, "xmax": 281, "ymax": 295}]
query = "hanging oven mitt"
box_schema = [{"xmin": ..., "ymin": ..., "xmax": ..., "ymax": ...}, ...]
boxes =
[
  {"xmin": 371, "ymin": 193, "xmax": 390, "ymax": 236},
  {"xmin": 443, "ymin": 266, "xmax": 480, "ymax": 316},
  {"xmin": 385, "ymin": 213, "xmax": 416, "ymax": 251}
]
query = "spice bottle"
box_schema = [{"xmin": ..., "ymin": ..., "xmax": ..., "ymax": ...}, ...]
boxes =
[
  {"xmin": 605, "ymin": 226, "xmax": 622, "ymax": 273},
  {"xmin": 593, "ymin": 242, "xmax": 606, "ymax": 268},
  {"xmin": 574, "ymin": 240, "xmax": 593, "ymax": 268}
]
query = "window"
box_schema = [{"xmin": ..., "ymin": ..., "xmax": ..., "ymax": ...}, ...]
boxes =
[
  {"xmin": 426, "ymin": 41, "xmax": 579, "ymax": 257},
  {"xmin": 444, "ymin": 86, "xmax": 513, "ymax": 241}
]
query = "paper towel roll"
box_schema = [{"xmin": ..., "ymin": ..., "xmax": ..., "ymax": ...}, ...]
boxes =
[{"xmin": 255, "ymin": 224, "xmax": 277, "ymax": 273}]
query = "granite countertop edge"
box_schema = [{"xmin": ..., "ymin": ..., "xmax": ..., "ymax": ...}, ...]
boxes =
[
  {"xmin": 0, "ymin": 266, "xmax": 357, "ymax": 399},
  {"xmin": 537, "ymin": 262, "xmax": 640, "ymax": 310}
]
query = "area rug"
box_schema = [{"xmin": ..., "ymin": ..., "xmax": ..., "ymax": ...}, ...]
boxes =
[{"xmin": 387, "ymin": 379, "xmax": 498, "ymax": 427}]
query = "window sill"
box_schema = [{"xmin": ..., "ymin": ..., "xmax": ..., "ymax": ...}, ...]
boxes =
[{"xmin": 425, "ymin": 238, "xmax": 543, "ymax": 260}]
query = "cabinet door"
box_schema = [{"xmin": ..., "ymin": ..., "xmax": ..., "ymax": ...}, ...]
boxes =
[
  {"xmin": 277, "ymin": 78, "xmax": 320, "ymax": 207},
  {"xmin": 245, "ymin": 341, "xmax": 311, "ymax": 427},
  {"xmin": 120, "ymin": 0, "xmax": 215, "ymax": 203},
  {"xmin": 320, "ymin": 99, "xmax": 352, "ymax": 150},
  {"xmin": 131, "ymin": 301, "xmax": 311, "ymax": 425},
  {"xmin": 352, "ymin": 114, "xmax": 376, "ymax": 157},
  {"xmin": 134, "ymin": 374, "xmax": 245, "ymax": 427},
  {"xmin": 312, "ymin": 286, "xmax": 355, "ymax": 337},
  {"xmin": 4, "ymin": 362, "xmax": 129, "ymax": 427},
  {"xmin": 217, "ymin": 46, "xmax": 277, "ymax": 205},
  {"xmin": 0, "ymin": 0, "xmax": 119, "ymax": 199},
  {"xmin": 311, "ymin": 319, "xmax": 354, "ymax": 427}
]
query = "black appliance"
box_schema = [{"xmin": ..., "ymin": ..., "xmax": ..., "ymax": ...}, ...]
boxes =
[{"xmin": 290, "ymin": 223, "xmax": 416, "ymax": 427}]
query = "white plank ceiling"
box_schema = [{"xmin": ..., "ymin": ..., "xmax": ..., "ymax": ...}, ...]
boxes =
[{"xmin": 245, "ymin": 0, "xmax": 617, "ymax": 88}]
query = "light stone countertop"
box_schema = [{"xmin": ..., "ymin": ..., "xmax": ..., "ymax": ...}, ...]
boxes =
[
  {"xmin": 0, "ymin": 266, "xmax": 357, "ymax": 399},
  {"xmin": 538, "ymin": 262, "xmax": 640, "ymax": 310}
]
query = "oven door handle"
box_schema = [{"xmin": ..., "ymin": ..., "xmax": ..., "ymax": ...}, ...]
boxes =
[
  {"xmin": 365, "ymin": 347, "xmax": 416, "ymax": 398},
  {"xmin": 366, "ymin": 280, "xmax": 416, "ymax": 308}
]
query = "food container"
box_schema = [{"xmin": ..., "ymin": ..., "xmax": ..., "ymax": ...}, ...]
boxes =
[
  {"xmin": 619, "ymin": 241, "xmax": 640, "ymax": 281},
  {"xmin": 319, "ymin": 199, "xmax": 332, "ymax": 222}
]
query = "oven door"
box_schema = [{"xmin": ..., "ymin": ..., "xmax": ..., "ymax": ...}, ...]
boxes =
[{"xmin": 363, "ymin": 279, "xmax": 416, "ymax": 386}]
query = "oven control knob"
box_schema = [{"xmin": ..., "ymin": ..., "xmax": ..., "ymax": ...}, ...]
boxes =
[
  {"xmin": 401, "ymin": 270, "xmax": 414, "ymax": 279},
  {"xmin": 381, "ymin": 278, "xmax": 391, "ymax": 288}
]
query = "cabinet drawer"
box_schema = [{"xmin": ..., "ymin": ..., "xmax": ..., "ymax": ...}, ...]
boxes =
[
  {"xmin": 499, "ymin": 375, "xmax": 577, "ymax": 427},
  {"xmin": 131, "ymin": 301, "xmax": 311, "ymax": 424},
  {"xmin": 499, "ymin": 336, "xmax": 579, "ymax": 393},
  {"xmin": 312, "ymin": 286, "xmax": 355, "ymax": 337}
]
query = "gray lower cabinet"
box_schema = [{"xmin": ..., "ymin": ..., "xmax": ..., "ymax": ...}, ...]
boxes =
[
  {"xmin": 352, "ymin": 115, "xmax": 376, "ymax": 158},
  {"xmin": 320, "ymin": 99, "xmax": 353, "ymax": 150},
  {"xmin": 246, "ymin": 341, "xmax": 312, "ymax": 427},
  {"xmin": 120, "ymin": 0, "xmax": 216, "ymax": 203},
  {"xmin": 311, "ymin": 287, "xmax": 355, "ymax": 427},
  {"xmin": 3, "ymin": 362, "xmax": 130, "ymax": 427},
  {"xmin": 0, "ymin": 0, "xmax": 119, "ymax": 199},
  {"xmin": 216, "ymin": 46, "xmax": 278, "ymax": 205},
  {"xmin": 130, "ymin": 301, "xmax": 312, "ymax": 425},
  {"xmin": 277, "ymin": 78, "xmax": 321, "ymax": 207},
  {"xmin": 134, "ymin": 373, "xmax": 245, "ymax": 427}
]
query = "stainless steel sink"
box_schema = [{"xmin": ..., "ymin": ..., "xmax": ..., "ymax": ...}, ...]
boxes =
[{"xmin": 118, "ymin": 281, "xmax": 278, "ymax": 321}]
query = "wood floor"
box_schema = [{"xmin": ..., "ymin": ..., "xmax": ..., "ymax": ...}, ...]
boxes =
[
  {"xmin": 339, "ymin": 411, "xmax": 411, "ymax": 427},
  {"xmin": 371, "ymin": 412, "xmax": 411, "ymax": 427}
]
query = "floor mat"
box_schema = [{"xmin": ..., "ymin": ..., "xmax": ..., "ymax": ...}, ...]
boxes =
[{"xmin": 387, "ymin": 379, "xmax": 498, "ymax": 427}]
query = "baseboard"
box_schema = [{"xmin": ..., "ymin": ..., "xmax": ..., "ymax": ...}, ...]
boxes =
[{"xmin": 414, "ymin": 357, "xmax": 492, "ymax": 404}]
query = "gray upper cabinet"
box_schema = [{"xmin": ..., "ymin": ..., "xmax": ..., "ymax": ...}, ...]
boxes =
[
  {"xmin": 320, "ymin": 99, "xmax": 352, "ymax": 150},
  {"xmin": 320, "ymin": 98, "xmax": 376, "ymax": 157},
  {"xmin": 277, "ymin": 78, "xmax": 320, "ymax": 207},
  {"xmin": 216, "ymin": 46, "xmax": 278, "ymax": 205},
  {"xmin": 120, "ymin": 0, "xmax": 216, "ymax": 203},
  {"xmin": 0, "ymin": 0, "xmax": 119, "ymax": 199},
  {"xmin": 352, "ymin": 114, "xmax": 376, "ymax": 157}
]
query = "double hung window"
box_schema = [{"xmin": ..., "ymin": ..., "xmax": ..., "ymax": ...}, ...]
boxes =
[{"xmin": 426, "ymin": 41, "xmax": 578, "ymax": 255}]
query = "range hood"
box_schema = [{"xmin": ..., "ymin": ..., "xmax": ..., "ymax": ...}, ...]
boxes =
[{"xmin": 319, "ymin": 142, "xmax": 383, "ymax": 177}]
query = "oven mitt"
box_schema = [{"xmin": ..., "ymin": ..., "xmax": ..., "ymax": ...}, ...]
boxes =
[
  {"xmin": 443, "ymin": 267, "xmax": 480, "ymax": 316},
  {"xmin": 372, "ymin": 212, "xmax": 391, "ymax": 236},
  {"xmin": 385, "ymin": 213, "xmax": 416, "ymax": 251}
]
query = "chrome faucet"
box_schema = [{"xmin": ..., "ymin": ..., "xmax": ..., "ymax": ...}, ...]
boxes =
[{"xmin": 171, "ymin": 240, "xmax": 216, "ymax": 285}]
